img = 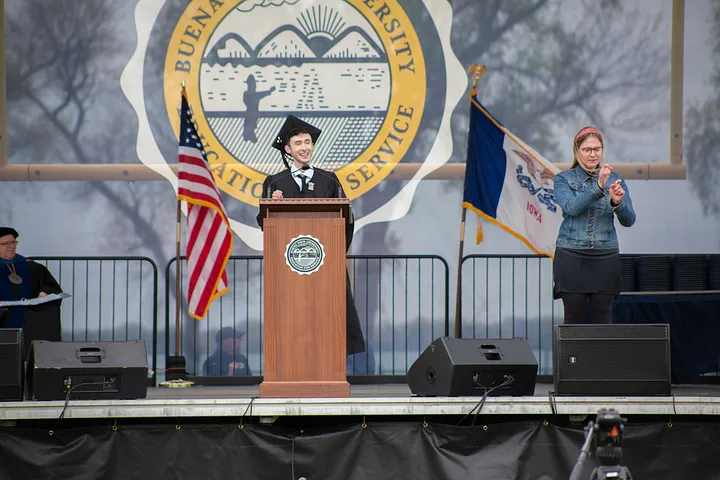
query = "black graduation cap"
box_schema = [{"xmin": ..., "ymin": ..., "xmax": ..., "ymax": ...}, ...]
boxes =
[
  {"xmin": 0, "ymin": 227, "xmax": 18, "ymax": 239},
  {"xmin": 216, "ymin": 326, "xmax": 245, "ymax": 344},
  {"xmin": 271, "ymin": 115, "xmax": 322, "ymax": 168}
]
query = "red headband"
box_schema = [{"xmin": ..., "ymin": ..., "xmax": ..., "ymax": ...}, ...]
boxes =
[{"xmin": 574, "ymin": 127, "xmax": 602, "ymax": 144}]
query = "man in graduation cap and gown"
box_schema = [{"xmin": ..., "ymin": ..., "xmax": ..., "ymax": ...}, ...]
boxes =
[
  {"xmin": 256, "ymin": 115, "xmax": 366, "ymax": 355},
  {"xmin": 0, "ymin": 227, "xmax": 63, "ymax": 355}
]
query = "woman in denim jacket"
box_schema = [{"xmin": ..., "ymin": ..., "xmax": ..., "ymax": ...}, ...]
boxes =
[{"xmin": 553, "ymin": 126, "xmax": 636, "ymax": 324}]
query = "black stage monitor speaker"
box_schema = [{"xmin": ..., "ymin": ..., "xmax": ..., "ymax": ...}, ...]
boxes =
[
  {"xmin": 553, "ymin": 324, "xmax": 671, "ymax": 396},
  {"xmin": 27, "ymin": 340, "xmax": 148, "ymax": 401},
  {"xmin": 0, "ymin": 328, "xmax": 24, "ymax": 401},
  {"xmin": 407, "ymin": 337, "xmax": 538, "ymax": 397}
]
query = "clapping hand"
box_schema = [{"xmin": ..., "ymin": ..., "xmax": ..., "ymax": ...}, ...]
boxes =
[
  {"xmin": 598, "ymin": 164, "xmax": 613, "ymax": 189},
  {"xmin": 609, "ymin": 179, "xmax": 624, "ymax": 205}
]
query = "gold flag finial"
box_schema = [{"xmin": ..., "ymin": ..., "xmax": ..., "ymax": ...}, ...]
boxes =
[{"xmin": 468, "ymin": 64, "xmax": 487, "ymax": 90}]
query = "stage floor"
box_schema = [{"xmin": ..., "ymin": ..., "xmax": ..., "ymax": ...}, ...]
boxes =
[{"xmin": 1, "ymin": 383, "xmax": 720, "ymax": 421}]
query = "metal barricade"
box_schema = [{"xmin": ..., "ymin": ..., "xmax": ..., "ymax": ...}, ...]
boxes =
[
  {"xmin": 459, "ymin": 254, "xmax": 561, "ymax": 375},
  {"xmin": 165, "ymin": 255, "xmax": 450, "ymax": 380},
  {"xmin": 32, "ymin": 256, "xmax": 159, "ymax": 384}
]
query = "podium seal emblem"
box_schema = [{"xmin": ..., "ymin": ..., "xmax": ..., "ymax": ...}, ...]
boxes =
[{"xmin": 285, "ymin": 235, "xmax": 325, "ymax": 275}]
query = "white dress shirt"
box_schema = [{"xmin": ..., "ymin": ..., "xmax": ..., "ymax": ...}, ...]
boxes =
[{"xmin": 293, "ymin": 167, "xmax": 315, "ymax": 190}]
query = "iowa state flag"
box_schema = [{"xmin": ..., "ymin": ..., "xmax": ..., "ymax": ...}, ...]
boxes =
[{"xmin": 463, "ymin": 91, "xmax": 562, "ymax": 257}]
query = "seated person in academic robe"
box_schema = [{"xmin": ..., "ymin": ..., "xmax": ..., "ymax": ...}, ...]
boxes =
[
  {"xmin": 256, "ymin": 115, "xmax": 366, "ymax": 355},
  {"xmin": 202, "ymin": 327, "xmax": 252, "ymax": 376},
  {"xmin": 0, "ymin": 227, "xmax": 63, "ymax": 356}
]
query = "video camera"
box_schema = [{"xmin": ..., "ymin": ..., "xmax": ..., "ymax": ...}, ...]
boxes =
[
  {"xmin": 568, "ymin": 409, "xmax": 633, "ymax": 480},
  {"xmin": 589, "ymin": 409, "xmax": 632, "ymax": 480},
  {"xmin": 593, "ymin": 409, "xmax": 625, "ymax": 466}
]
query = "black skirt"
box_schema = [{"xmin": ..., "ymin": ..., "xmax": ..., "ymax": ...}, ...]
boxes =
[{"xmin": 553, "ymin": 247, "xmax": 621, "ymax": 299}]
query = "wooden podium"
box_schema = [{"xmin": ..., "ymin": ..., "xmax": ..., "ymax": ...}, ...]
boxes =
[{"xmin": 259, "ymin": 198, "xmax": 351, "ymax": 398}]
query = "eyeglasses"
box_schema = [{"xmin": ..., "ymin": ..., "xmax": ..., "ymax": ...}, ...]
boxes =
[
  {"xmin": 580, "ymin": 147, "xmax": 603, "ymax": 155},
  {"xmin": 0, "ymin": 241, "xmax": 18, "ymax": 247}
]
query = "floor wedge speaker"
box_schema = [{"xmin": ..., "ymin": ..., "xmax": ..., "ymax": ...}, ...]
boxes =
[
  {"xmin": 0, "ymin": 329, "xmax": 24, "ymax": 401},
  {"xmin": 27, "ymin": 340, "xmax": 148, "ymax": 401},
  {"xmin": 407, "ymin": 337, "xmax": 538, "ymax": 397},
  {"xmin": 553, "ymin": 324, "xmax": 671, "ymax": 396}
]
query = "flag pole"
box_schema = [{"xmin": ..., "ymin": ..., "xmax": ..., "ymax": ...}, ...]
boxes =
[
  {"xmin": 454, "ymin": 206, "xmax": 467, "ymax": 338},
  {"xmin": 163, "ymin": 82, "xmax": 189, "ymax": 384},
  {"xmin": 176, "ymin": 82, "xmax": 187, "ymax": 356},
  {"xmin": 454, "ymin": 64, "xmax": 487, "ymax": 339},
  {"xmin": 175, "ymin": 197, "xmax": 182, "ymax": 355}
]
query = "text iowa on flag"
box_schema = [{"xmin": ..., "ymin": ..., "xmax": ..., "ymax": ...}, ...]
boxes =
[
  {"xmin": 462, "ymin": 91, "xmax": 562, "ymax": 258},
  {"xmin": 177, "ymin": 91, "xmax": 233, "ymax": 320}
]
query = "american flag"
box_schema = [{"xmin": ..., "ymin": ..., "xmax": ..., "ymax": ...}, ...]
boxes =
[{"xmin": 177, "ymin": 91, "xmax": 233, "ymax": 320}]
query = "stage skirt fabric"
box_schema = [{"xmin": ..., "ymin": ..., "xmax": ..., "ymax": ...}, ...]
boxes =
[
  {"xmin": 0, "ymin": 420, "xmax": 718, "ymax": 479},
  {"xmin": 553, "ymin": 247, "xmax": 621, "ymax": 299}
]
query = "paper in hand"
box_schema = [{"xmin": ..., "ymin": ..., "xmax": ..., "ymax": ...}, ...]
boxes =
[{"xmin": 0, "ymin": 292, "xmax": 71, "ymax": 307}]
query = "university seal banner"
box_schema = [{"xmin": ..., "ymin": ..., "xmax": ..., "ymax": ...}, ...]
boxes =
[{"xmin": 122, "ymin": 0, "xmax": 465, "ymax": 250}]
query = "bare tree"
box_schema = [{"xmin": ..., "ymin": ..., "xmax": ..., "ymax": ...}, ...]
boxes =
[
  {"xmin": 449, "ymin": 0, "xmax": 668, "ymax": 156},
  {"xmin": 685, "ymin": 2, "xmax": 720, "ymax": 217},
  {"xmin": 353, "ymin": 0, "xmax": 670, "ymax": 344},
  {"xmin": 2, "ymin": 0, "xmax": 675, "ymax": 358},
  {"xmin": 3, "ymin": 0, "xmax": 672, "ymax": 248},
  {"xmin": 4, "ymin": 1, "xmax": 184, "ymax": 357},
  {"xmin": 5, "ymin": 0, "xmax": 175, "ymax": 261}
]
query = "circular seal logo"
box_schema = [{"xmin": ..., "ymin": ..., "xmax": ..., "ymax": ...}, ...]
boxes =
[
  {"xmin": 163, "ymin": 0, "xmax": 426, "ymax": 206},
  {"xmin": 123, "ymin": 0, "xmax": 466, "ymax": 250},
  {"xmin": 285, "ymin": 235, "xmax": 325, "ymax": 275}
]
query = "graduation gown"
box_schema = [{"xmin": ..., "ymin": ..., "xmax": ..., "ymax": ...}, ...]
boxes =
[
  {"xmin": 203, "ymin": 349, "xmax": 252, "ymax": 376},
  {"xmin": 257, "ymin": 167, "xmax": 366, "ymax": 355},
  {"xmin": 0, "ymin": 254, "xmax": 63, "ymax": 355}
]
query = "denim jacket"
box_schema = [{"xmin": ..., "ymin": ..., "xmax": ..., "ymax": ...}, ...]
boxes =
[{"xmin": 554, "ymin": 164, "xmax": 636, "ymax": 249}]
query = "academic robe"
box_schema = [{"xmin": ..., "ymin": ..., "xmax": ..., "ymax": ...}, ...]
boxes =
[
  {"xmin": 203, "ymin": 349, "xmax": 252, "ymax": 376},
  {"xmin": 0, "ymin": 254, "xmax": 63, "ymax": 356},
  {"xmin": 257, "ymin": 167, "xmax": 366, "ymax": 355}
]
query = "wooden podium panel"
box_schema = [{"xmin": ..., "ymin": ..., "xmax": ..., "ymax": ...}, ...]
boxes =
[{"xmin": 259, "ymin": 199, "xmax": 350, "ymax": 398}]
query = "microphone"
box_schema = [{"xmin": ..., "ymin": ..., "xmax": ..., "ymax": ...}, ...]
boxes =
[
  {"xmin": 305, "ymin": 166, "xmax": 345, "ymax": 199},
  {"xmin": 265, "ymin": 165, "xmax": 303, "ymax": 198}
]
